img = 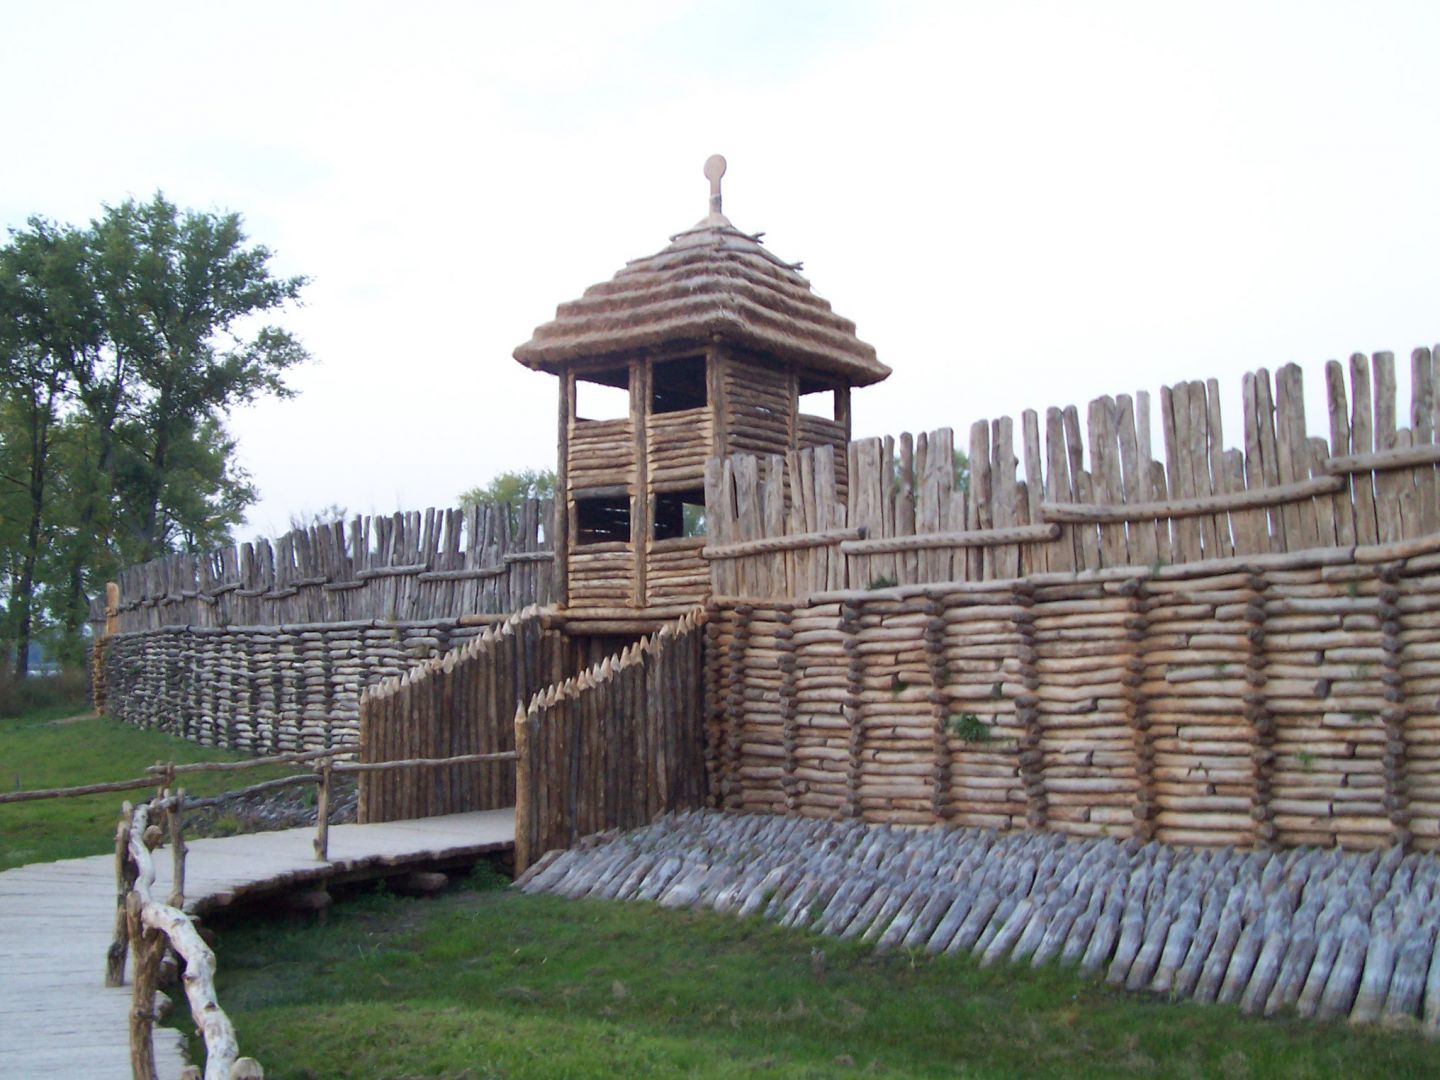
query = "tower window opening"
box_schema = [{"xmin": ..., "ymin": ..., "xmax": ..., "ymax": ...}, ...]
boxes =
[
  {"xmin": 575, "ymin": 494, "xmax": 631, "ymax": 544},
  {"xmin": 575, "ymin": 369, "xmax": 630, "ymax": 421},
  {"xmin": 651, "ymin": 356, "xmax": 707, "ymax": 413},
  {"xmin": 798, "ymin": 378, "xmax": 838, "ymax": 422},
  {"xmin": 654, "ymin": 488, "xmax": 707, "ymax": 540}
]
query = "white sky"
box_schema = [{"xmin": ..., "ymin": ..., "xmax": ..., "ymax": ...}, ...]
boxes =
[{"xmin": 4, "ymin": 1, "xmax": 1438, "ymax": 540}]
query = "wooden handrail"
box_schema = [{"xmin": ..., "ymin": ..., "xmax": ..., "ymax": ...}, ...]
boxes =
[
  {"xmin": 0, "ymin": 748, "xmax": 357, "ymax": 806},
  {"xmin": 313, "ymin": 750, "xmax": 518, "ymax": 860},
  {"xmin": 839, "ymin": 523, "xmax": 1060, "ymax": 553},
  {"xmin": 332, "ymin": 751, "xmax": 516, "ymax": 774},
  {"xmin": 95, "ymin": 743, "xmax": 517, "ymax": 1073},
  {"xmin": 148, "ymin": 748, "xmax": 355, "ymax": 776},
  {"xmin": 118, "ymin": 795, "xmax": 263, "ymax": 1080},
  {"xmin": 1040, "ymin": 474, "xmax": 1345, "ymax": 523},
  {"xmin": 0, "ymin": 774, "xmax": 172, "ymax": 805}
]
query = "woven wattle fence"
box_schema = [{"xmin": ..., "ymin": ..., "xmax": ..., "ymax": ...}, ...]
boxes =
[{"xmin": 514, "ymin": 609, "xmax": 708, "ymax": 872}]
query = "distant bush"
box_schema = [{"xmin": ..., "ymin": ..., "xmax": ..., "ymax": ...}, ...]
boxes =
[{"xmin": 0, "ymin": 665, "xmax": 91, "ymax": 718}]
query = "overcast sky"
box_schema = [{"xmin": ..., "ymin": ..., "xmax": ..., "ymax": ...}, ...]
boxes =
[{"xmin": 4, "ymin": 1, "xmax": 1437, "ymax": 540}]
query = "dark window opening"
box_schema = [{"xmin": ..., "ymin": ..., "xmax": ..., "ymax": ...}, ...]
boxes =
[
  {"xmin": 651, "ymin": 356, "xmax": 707, "ymax": 413},
  {"xmin": 654, "ymin": 488, "xmax": 707, "ymax": 540},
  {"xmin": 575, "ymin": 495, "xmax": 631, "ymax": 544},
  {"xmin": 575, "ymin": 368, "xmax": 630, "ymax": 421}
]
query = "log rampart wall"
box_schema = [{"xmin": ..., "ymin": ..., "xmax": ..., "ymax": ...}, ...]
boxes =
[{"xmin": 705, "ymin": 538, "xmax": 1440, "ymax": 851}]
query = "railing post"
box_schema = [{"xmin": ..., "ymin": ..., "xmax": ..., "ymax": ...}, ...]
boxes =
[
  {"xmin": 513, "ymin": 704, "xmax": 532, "ymax": 876},
  {"xmin": 313, "ymin": 761, "xmax": 332, "ymax": 862},
  {"xmin": 104, "ymin": 802, "xmax": 136, "ymax": 987},
  {"xmin": 168, "ymin": 788, "xmax": 187, "ymax": 908},
  {"xmin": 127, "ymin": 823, "xmax": 167, "ymax": 1080}
]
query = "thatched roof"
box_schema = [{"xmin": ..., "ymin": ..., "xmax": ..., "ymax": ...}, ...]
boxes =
[{"xmin": 514, "ymin": 206, "xmax": 889, "ymax": 387}]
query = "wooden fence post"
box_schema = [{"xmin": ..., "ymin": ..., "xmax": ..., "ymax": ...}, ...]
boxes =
[
  {"xmin": 127, "ymin": 824, "xmax": 168, "ymax": 1080},
  {"xmin": 513, "ymin": 704, "xmax": 532, "ymax": 875},
  {"xmin": 313, "ymin": 762, "xmax": 332, "ymax": 861},
  {"xmin": 168, "ymin": 789, "xmax": 187, "ymax": 908},
  {"xmin": 104, "ymin": 802, "xmax": 136, "ymax": 987}
]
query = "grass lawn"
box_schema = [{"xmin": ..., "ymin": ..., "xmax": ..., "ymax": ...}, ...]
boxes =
[
  {"xmin": 200, "ymin": 867, "xmax": 1440, "ymax": 1080},
  {"xmin": 0, "ymin": 705, "xmax": 297, "ymax": 870}
]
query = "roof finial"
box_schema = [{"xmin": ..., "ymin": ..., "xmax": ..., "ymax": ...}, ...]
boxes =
[{"xmin": 704, "ymin": 154, "xmax": 727, "ymax": 217}]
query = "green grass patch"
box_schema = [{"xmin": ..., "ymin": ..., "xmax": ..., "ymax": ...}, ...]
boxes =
[
  {"xmin": 0, "ymin": 706, "xmax": 295, "ymax": 869},
  {"xmin": 198, "ymin": 873, "xmax": 1440, "ymax": 1080}
]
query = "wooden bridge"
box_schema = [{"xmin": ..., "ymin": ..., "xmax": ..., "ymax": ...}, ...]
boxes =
[{"xmin": 0, "ymin": 809, "xmax": 514, "ymax": 1079}]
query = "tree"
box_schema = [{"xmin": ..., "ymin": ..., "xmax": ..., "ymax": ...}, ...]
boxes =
[
  {"xmin": 0, "ymin": 194, "xmax": 309, "ymax": 676},
  {"xmin": 0, "ymin": 219, "xmax": 95, "ymax": 677},
  {"xmin": 458, "ymin": 468, "xmax": 556, "ymax": 541},
  {"xmin": 90, "ymin": 195, "xmax": 308, "ymax": 561},
  {"xmin": 458, "ymin": 468, "xmax": 556, "ymax": 509}
]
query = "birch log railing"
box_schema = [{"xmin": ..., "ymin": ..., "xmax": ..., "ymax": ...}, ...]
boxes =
[
  {"xmin": 705, "ymin": 346, "xmax": 1440, "ymax": 597},
  {"xmin": 115, "ymin": 792, "xmax": 260, "ymax": 1080},
  {"xmin": 513, "ymin": 608, "xmax": 709, "ymax": 873},
  {"xmin": 102, "ymin": 744, "xmax": 524, "ymax": 1080}
]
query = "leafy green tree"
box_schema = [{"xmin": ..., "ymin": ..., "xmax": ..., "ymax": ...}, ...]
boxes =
[
  {"xmin": 459, "ymin": 468, "xmax": 557, "ymax": 541},
  {"xmin": 459, "ymin": 468, "xmax": 556, "ymax": 509},
  {"xmin": 90, "ymin": 195, "xmax": 308, "ymax": 560},
  {"xmin": 0, "ymin": 194, "xmax": 309, "ymax": 676},
  {"xmin": 0, "ymin": 220, "xmax": 95, "ymax": 677}
]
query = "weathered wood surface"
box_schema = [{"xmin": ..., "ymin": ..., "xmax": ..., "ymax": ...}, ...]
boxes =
[
  {"xmin": 705, "ymin": 540, "xmax": 1440, "ymax": 852},
  {"xmin": 99, "ymin": 606, "xmax": 563, "ymax": 759},
  {"xmin": 90, "ymin": 500, "xmax": 555, "ymax": 636},
  {"xmin": 0, "ymin": 809, "xmax": 514, "ymax": 1078},
  {"xmin": 515, "ymin": 609, "xmax": 708, "ymax": 873},
  {"xmin": 357, "ymin": 606, "xmax": 565, "ymax": 824},
  {"xmin": 519, "ymin": 810, "xmax": 1440, "ymax": 1030},
  {"xmin": 708, "ymin": 346, "xmax": 1440, "ymax": 597}
]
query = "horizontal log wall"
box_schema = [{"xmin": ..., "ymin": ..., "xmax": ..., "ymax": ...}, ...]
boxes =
[
  {"xmin": 707, "ymin": 346, "xmax": 1440, "ymax": 596},
  {"xmin": 514, "ymin": 608, "xmax": 708, "ymax": 871},
  {"xmin": 706, "ymin": 541, "xmax": 1440, "ymax": 853},
  {"xmin": 100, "ymin": 614, "xmax": 552, "ymax": 753},
  {"xmin": 357, "ymin": 607, "xmax": 567, "ymax": 823},
  {"xmin": 569, "ymin": 417, "xmax": 634, "ymax": 490},
  {"xmin": 92, "ymin": 499, "xmax": 555, "ymax": 635}
]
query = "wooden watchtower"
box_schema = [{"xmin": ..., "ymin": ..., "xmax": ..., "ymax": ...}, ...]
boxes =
[{"xmin": 515, "ymin": 156, "xmax": 889, "ymax": 632}]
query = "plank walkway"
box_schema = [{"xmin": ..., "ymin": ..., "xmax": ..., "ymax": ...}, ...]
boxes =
[{"xmin": 0, "ymin": 808, "xmax": 514, "ymax": 1079}]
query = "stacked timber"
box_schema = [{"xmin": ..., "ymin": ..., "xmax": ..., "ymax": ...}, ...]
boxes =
[
  {"xmin": 568, "ymin": 417, "xmax": 634, "ymax": 490},
  {"xmin": 647, "ymin": 407, "xmax": 712, "ymax": 485},
  {"xmin": 939, "ymin": 587, "xmax": 1027, "ymax": 832},
  {"xmin": 724, "ymin": 362, "xmax": 793, "ymax": 458},
  {"xmin": 519, "ymin": 810, "xmax": 1440, "ymax": 1031},
  {"xmin": 705, "ymin": 541, "xmax": 1440, "ymax": 852},
  {"xmin": 647, "ymin": 538, "xmax": 709, "ymax": 605},
  {"xmin": 1143, "ymin": 570, "xmax": 1257, "ymax": 848},
  {"xmin": 101, "ymin": 611, "xmax": 560, "ymax": 757},
  {"xmin": 1401, "ymin": 552, "xmax": 1440, "ymax": 848},
  {"xmin": 853, "ymin": 597, "xmax": 934, "ymax": 824}
]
